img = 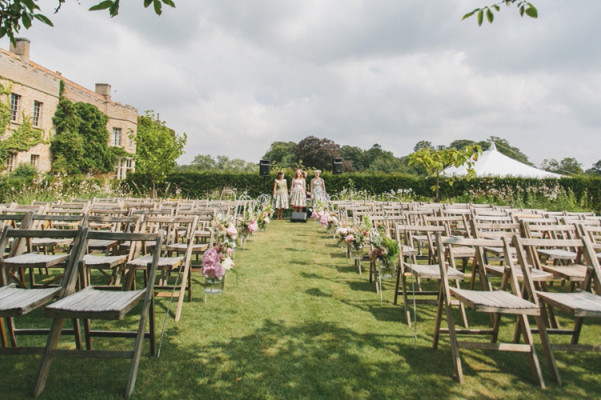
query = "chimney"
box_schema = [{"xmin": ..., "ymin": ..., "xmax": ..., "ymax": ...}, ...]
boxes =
[
  {"xmin": 9, "ymin": 38, "xmax": 30, "ymax": 62},
  {"xmin": 95, "ymin": 83, "xmax": 111, "ymax": 100}
]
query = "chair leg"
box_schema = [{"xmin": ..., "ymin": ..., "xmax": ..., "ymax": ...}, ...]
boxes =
[
  {"xmin": 125, "ymin": 294, "xmax": 155, "ymax": 398},
  {"xmin": 517, "ymin": 314, "xmax": 546, "ymax": 389},
  {"xmin": 72, "ymin": 318, "xmax": 83, "ymax": 350},
  {"xmin": 401, "ymin": 273, "xmax": 412, "ymax": 327},
  {"xmin": 432, "ymin": 285, "xmax": 444, "ymax": 349},
  {"xmin": 571, "ymin": 317, "xmax": 585, "ymax": 345},
  {"xmin": 534, "ymin": 314, "xmax": 561, "ymax": 385},
  {"xmin": 393, "ymin": 270, "xmax": 400, "ymax": 305},
  {"xmin": 32, "ymin": 318, "xmax": 66, "ymax": 397},
  {"xmin": 444, "ymin": 293, "xmax": 464, "ymax": 383},
  {"xmin": 0, "ymin": 317, "xmax": 7, "ymax": 347},
  {"xmin": 8, "ymin": 317, "xmax": 17, "ymax": 347},
  {"xmin": 174, "ymin": 263, "xmax": 191, "ymax": 322}
]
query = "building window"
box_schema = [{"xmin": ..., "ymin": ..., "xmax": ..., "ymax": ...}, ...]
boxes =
[
  {"xmin": 126, "ymin": 159, "xmax": 133, "ymax": 169},
  {"xmin": 30, "ymin": 154, "xmax": 40, "ymax": 168},
  {"xmin": 32, "ymin": 101, "xmax": 43, "ymax": 127},
  {"xmin": 10, "ymin": 93, "xmax": 21, "ymax": 122},
  {"xmin": 6, "ymin": 153, "xmax": 17, "ymax": 172},
  {"xmin": 112, "ymin": 127, "xmax": 122, "ymax": 147}
]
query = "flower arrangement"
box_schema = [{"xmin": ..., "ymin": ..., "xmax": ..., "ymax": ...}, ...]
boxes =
[
  {"xmin": 369, "ymin": 230, "xmax": 400, "ymax": 264},
  {"xmin": 338, "ymin": 216, "xmax": 370, "ymax": 252},
  {"xmin": 201, "ymin": 244, "xmax": 235, "ymax": 280},
  {"xmin": 211, "ymin": 214, "xmax": 238, "ymax": 250},
  {"xmin": 256, "ymin": 203, "xmax": 273, "ymax": 230},
  {"xmin": 238, "ymin": 210, "xmax": 259, "ymax": 238}
]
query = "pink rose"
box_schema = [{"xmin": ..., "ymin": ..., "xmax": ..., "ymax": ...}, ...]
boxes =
[{"xmin": 345, "ymin": 234, "xmax": 355, "ymax": 243}]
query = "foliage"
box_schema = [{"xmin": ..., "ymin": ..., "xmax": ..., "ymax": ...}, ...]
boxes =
[
  {"xmin": 463, "ymin": 0, "xmax": 538, "ymax": 26},
  {"xmin": 408, "ymin": 145, "xmax": 481, "ymax": 201},
  {"xmin": 0, "ymin": 0, "xmax": 175, "ymax": 44},
  {"xmin": 0, "ymin": 114, "xmax": 46, "ymax": 169},
  {"xmin": 50, "ymin": 98, "xmax": 117, "ymax": 174},
  {"xmin": 541, "ymin": 157, "xmax": 583, "ymax": 175},
  {"xmin": 134, "ymin": 110, "xmax": 186, "ymax": 186},
  {"xmin": 585, "ymin": 160, "xmax": 601, "ymax": 176},
  {"xmin": 262, "ymin": 141, "xmax": 297, "ymax": 167},
  {"xmin": 185, "ymin": 154, "xmax": 258, "ymax": 173},
  {"xmin": 293, "ymin": 136, "xmax": 341, "ymax": 171}
]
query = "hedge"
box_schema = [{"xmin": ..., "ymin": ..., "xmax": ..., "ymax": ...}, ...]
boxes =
[{"xmin": 123, "ymin": 171, "xmax": 601, "ymax": 211}]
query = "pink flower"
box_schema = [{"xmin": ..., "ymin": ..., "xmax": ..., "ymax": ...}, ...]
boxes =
[
  {"xmin": 311, "ymin": 211, "xmax": 318, "ymax": 219},
  {"xmin": 202, "ymin": 246, "xmax": 226, "ymax": 278},
  {"xmin": 248, "ymin": 221, "xmax": 259, "ymax": 233},
  {"xmin": 345, "ymin": 234, "xmax": 355, "ymax": 243},
  {"xmin": 264, "ymin": 217, "xmax": 270, "ymax": 224},
  {"xmin": 226, "ymin": 224, "xmax": 238, "ymax": 238}
]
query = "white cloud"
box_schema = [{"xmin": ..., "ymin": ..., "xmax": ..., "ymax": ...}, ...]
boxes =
[{"xmin": 2, "ymin": 0, "xmax": 600, "ymax": 168}]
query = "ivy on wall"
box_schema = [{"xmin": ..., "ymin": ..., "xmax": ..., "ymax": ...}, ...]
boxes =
[{"xmin": 0, "ymin": 83, "xmax": 48, "ymax": 170}]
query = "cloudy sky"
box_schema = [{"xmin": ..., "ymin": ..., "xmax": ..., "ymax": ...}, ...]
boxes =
[{"xmin": 2, "ymin": 1, "xmax": 600, "ymax": 169}]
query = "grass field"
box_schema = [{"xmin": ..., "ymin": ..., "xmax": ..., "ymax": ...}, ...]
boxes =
[{"xmin": 1, "ymin": 220, "xmax": 599, "ymax": 399}]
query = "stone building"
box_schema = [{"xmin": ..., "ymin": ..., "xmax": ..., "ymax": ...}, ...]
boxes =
[{"xmin": 0, "ymin": 38, "xmax": 136, "ymax": 178}]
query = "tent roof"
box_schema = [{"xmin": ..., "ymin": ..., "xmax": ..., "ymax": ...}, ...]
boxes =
[{"xmin": 444, "ymin": 143, "xmax": 562, "ymax": 179}]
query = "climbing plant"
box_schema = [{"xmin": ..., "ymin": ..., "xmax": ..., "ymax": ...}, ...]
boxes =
[{"xmin": 0, "ymin": 83, "xmax": 47, "ymax": 170}]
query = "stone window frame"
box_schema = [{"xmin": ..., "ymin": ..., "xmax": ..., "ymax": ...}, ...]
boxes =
[
  {"xmin": 10, "ymin": 93, "xmax": 21, "ymax": 122},
  {"xmin": 6, "ymin": 153, "xmax": 17, "ymax": 172},
  {"xmin": 112, "ymin": 127, "xmax": 122, "ymax": 147},
  {"xmin": 30, "ymin": 154, "xmax": 40, "ymax": 168},
  {"xmin": 32, "ymin": 101, "xmax": 43, "ymax": 127}
]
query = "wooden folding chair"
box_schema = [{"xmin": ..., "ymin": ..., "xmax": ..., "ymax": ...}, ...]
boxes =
[
  {"xmin": 33, "ymin": 230, "xmax": 162, "ymax": 399},
  {"xmin": 393, "ymin": 224, "xmax": 466, "ymax": 327},
  {"xmin": 0, "ymin": 226, "xmax": 88, "ymax": 353},
  {"xmin": 513, "ymin": 234, "xmax": 601, "ymax": 382},
  {"xmin": 432, "ymin": 234, "xmax": 555, "ymax": 388}
]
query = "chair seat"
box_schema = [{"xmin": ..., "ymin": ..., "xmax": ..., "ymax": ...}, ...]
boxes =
[
  {"xmin": 166, "ymin": 242, "xmax": 209, "ymax": 253},
  {"xmin": 485, "ymin": 265, "xmax": 554, "ymax": 281},
  {"xmin": 542, "ymin": 264, "xmax": 588, "ymax": 281},
  {"xmin": 407, "ymin": 263, "xmax": 464, "ymax": 280},
  {"xmin": 3, "ymin": 253, "xmax": 68, "ymax": 268},
  {"xmin": 0, "ymin": 285, "xmax": 62, "ymax": 316},
  {"xmin": 400, "ymin": 245, "xmax": 417, "ymax": 256},
  {"xmin": 485, "ymin": 246, "xmax": 517, "ymax": 256},
  {"xmin": 538, "ymin": 248, "xmax": 577, "ymax": 261},
  {"xmin": 536, "ymin": 290, "xmax": 601, "ymax": 317},
  {"xmin": 127, "ymin": 255, "xmax": 184, "ymax": 270},
  {"xmin": 450, "ymin": 246, "xmax": 475, "ymax": 258},
  {"xmin": 450, "ymin": 288, "xmax": 539, "ymax": 315},
  {"xmin": 82, "ymin": 254, "xmax": 128, "ymax": 269},
  {"xmin": 45, "ymin": 287, "xmax": 146, "ymax": 320},
  {"xmin": 87, "ymin": 239, "xmax": 119, "ymax": 251}
]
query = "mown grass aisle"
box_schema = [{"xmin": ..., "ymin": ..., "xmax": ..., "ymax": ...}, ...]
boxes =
[{"xmin": 2, "ymin": 219, "xmax": 598, "ymax": 399}]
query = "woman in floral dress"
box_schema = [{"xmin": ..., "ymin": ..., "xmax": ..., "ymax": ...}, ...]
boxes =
[
  {"xmin": 289, "ymin": 169, "xmax": 307, "ymax": 213},
  {"xmin": 310, "ymin": 169, "xmax": 327, "ymax": 203},
  {"xmin": 272, "ymin": 171, "xmax": 289, "ymax": 220}
]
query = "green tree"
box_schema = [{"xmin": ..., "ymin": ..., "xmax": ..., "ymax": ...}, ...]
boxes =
[
  {"xmin": 340, "ymin": 145, "xmax": 368, "ymax": 172},
  {"xmin": 413, "ymin": 140, "xmax": 434, "ymax": 152},
  {"xmin": 542, "ymin": 157, "xmax": 582, "ymax": 175},
  {"xmin": 408, "ymin": 145, "xmax": 482, "ymax": 201},
  {"xmin": 293, "ymin": 136, "xmax": 341, "ymax": 171},
  {"xmin": 135, "ymin": 111, "xmax": 186, "ymax": 189},
  {"xmin": 0, "ymin": 0, "xmax": 176, "ymax": 44},
  {"xmin": 262, "ymin": 141, "xmax": 296, "ymax": 167},
  {"xmin": 585, "ymin": 160, "xmax": 601, "ymax": 176},
  {"xmin": 191, "ymin": 154, "xmax": 217, "ymax": 170}
]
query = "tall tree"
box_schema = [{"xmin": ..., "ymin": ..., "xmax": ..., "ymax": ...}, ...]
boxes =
[
  {"xmin": 541, "ymin": 157, "xmax": 583, "ymax": 175},
  {"xmin": 293, "ymin": 136, "xmax": 341, "ymax": 171},
  {"xmin": 0, "ymin": 0, "xmax": 176, "ymax": 44},
  {"xmin": 340, "ymin": 145, "xmax": 368, "ymax": 171},
  {"xmin": 585, "ymin": 160, "xmax": 601, "ymax": 176},
  {"xmin": 408, "ymin": 145, "xmax": 482, "ymax": 201},
  {"xmin": 262, "ymin": 141, "xmax": 296, "ymax": 166},
  {"xmin": 135, "ymin": 111, "xmax": 186, "ymax": 188}
]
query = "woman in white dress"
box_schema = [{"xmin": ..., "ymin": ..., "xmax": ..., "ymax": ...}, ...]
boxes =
[
  {"xmin": 289, "ymin": 169, "xmax": 307, "ymax": 213},
  {"xmin": 310, "ymin": 169, "xmax": 327, "ymax": 203}
]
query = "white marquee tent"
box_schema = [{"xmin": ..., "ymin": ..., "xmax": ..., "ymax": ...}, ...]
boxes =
[{"xmin": 443, "ymin": 143, "xmax": 562, "ymax": 179}]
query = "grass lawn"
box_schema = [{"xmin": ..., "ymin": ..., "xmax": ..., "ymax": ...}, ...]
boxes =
[{"xmin": 1, "ymin": 220, "xmax": 599, "ymax": 399}]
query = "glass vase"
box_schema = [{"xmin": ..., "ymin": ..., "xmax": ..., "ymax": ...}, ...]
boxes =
[
  {"xmin": 204, "ymin": 276, "xmax": 225, "ymax": 295},
  {"xmin": 377, "ymin": 259, "xmax": 396, "ymax": 280}
]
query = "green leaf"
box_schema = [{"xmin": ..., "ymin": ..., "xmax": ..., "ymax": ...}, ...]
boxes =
[
  {"xmin": 89, "ymin": 1, "xmax": 114, "ymax": 12},
  {"xmin": 162, "ymin": 0, "xmax": 176, "ymax": 8},
  {"xmin": 144, "ymin": 0, "xmax": 152, "ymax": 7},
  {"xmin": 493, "ymin": 5, "xmax": 500, "ymax": 11},
  {"xmin": 153, "ymin": 0, "xmax": 163, "ymax": 15},
  {"xmin": 33, "ymin": 14, "xmax": 54, "ymax": 27},
  {"xmin": 22, "ymin": 13, "xmax": 32, "ymax": 29},
  {"xmin": 486, "ymin": 9, "xmax": 494, "ymax": 23},
  {"xmin": 477, "ymin": 9, "xmax": 483, "ymax": 26},
  {"xmin": 21, "ymin": 0, "xmax": 40, "ymax": 11},
  {"xmin": 461, "ymin": 8, "xmax": 479, "ymax": 20},
  {"xmin": 109, "ymin": 0, "xmax": 120, "ymax": 17},
  {"xmin": 525, "ymin": 5, "xmax": 538, "ymax": 18},
  {"xmin": 519, "ymin": 5, "xmax": 525, "ymax": 17}
]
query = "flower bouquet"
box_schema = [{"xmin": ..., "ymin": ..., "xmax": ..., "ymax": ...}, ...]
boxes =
[
  {"xmin": 237, "ymin": 210, "xmax": 259, "ymax": 249},
  {"xmin": 211, "ymin": 214, "xmax": 238, "ymax": 251},
  {"xmin": 369, "ymin": 230, "xmax": 400, "ymax": 280},
  {"xmin": 201, "ymin": 244, "xmax": 235, "ymax": 297}
]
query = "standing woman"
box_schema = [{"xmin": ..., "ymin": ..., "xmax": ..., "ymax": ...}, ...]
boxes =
[
  {"xmin": 310, "ymin": 169, "xmax": 327, "ymax": 203},
  {"xmin": 272, "ymin": 171, "xmax": 289, "ymax": 220},
  {"xmin": 289, "ymin": 169, "xmax": 307, "ymax": 213}
]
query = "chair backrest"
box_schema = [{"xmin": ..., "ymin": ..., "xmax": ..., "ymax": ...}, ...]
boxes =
[
  {"xmin": 0, "ymin": 226, "xmax": 88, "ymax": 292},
  {"xmin": 470, "ymin": 219, "xmax": 520, "ymax": 240}
]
